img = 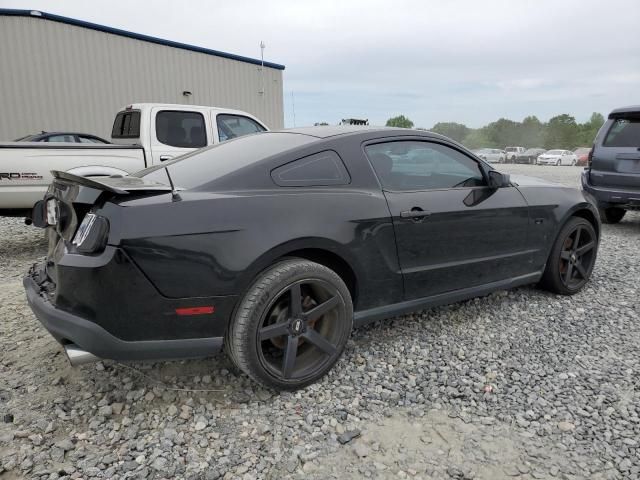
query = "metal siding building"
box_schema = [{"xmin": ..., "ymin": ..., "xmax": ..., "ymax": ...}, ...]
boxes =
[{"xmin": 0, "ymin": 9, "xmax": 285, "ymax": 140}]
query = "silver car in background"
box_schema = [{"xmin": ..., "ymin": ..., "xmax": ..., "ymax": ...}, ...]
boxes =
[{"xmin": 473, "ymin": 148, "xmax": 505, "ymax": 163}]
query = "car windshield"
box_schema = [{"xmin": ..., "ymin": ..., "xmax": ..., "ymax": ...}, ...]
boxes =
[
  {"xmin": 14, "ymin": 134, "xmax": 38, "ymax": 141},
  {"xmin": 136, "ymin": 132, "xmax": 317, "ymax": 189},
  {"xmin": 505, "ymin": 147, "xmax": 517, "ymax": 152},
  {"xmin": 547, "ymin": 150, "xmax": 563, "ymax": 155}
]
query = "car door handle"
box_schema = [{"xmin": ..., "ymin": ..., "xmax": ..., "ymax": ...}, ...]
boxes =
[
  {"xmin": 159, "ymin": 155, "xmax": 173, "ymax": 162},
  {"xmin": 400, "ymin": 208, "xmax": 430, "ymax": 220}
]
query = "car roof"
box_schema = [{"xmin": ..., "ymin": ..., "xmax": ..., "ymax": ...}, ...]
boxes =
[
  {"xmin": 38, "ymin": 132, "xmax": 101, "ymax": 137},
  {"xmin": 278, "ymin": 126, "xmax": 450, "ymax": 141},
  {"xmin": 609, "ymin": 105, "xmax": 640, "ymax": 115},
  {"xmin": 126, "ymin": 103, "xmax": 260, "ymax": 116}
]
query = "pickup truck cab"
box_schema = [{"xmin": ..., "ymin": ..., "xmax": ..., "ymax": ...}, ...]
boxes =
[
  {"xmin": 582, "ymin": 105, "xmax": 640, "ymax": 223},
  {"xmin": 504, "ymin": 146, "xmax": 526, "ymax": 162},
  {"xmin": 0, "ymin": 103, "xmax": 268, "ymax": 217}
]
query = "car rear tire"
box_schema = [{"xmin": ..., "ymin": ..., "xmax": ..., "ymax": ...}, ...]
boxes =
[
  {"xmin": 226, "ymin": 259, "xmax": 353, "ymax": 390},
  {"xmin": 540, "ymin": 217, "xmax": 597, "ymax": 295},
  {"xmin": 598, "ymin": 207, "xmax": 626, "ymax": 224}
]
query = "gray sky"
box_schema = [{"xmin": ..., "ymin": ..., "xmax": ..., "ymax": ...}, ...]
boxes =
[{"xmin": 3, "ymin": 0, "xmax": 639, "ymax": 128}]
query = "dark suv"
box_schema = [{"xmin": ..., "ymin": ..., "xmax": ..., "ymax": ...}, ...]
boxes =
[{"xmin": 582, "ymin": 106, "xmax": 640, "ymax": 223}]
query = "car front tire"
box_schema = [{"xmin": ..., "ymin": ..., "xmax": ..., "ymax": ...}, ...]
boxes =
[
  {"xmin": 540, "ymin": 217, "xmax": 598, "ymax": 295},
  {"xmin": 598, "ymin": 207, "xmax": 626, "ymax": 224},
  {"xmin": 226, "ymin": 259, "xmax": 353, "ymax": 390}
]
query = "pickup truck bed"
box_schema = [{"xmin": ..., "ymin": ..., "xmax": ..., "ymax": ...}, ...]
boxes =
[{"xmin": 0, "ymin": 142, "xmax": 145, "ymax": 216}]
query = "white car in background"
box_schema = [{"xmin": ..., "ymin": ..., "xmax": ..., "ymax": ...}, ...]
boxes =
[
  {"xmin": 473, "ymin": 148, "xmax": 505, "ymax": 163},
  {"xmin": 536, "ymin": 149, "xmax": 578, "ymax": 166}
]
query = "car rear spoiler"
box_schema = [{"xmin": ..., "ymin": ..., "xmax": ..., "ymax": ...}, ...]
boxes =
[{"xmin": 52, "ymin": 170, "xmax": 173, "ymax": 195}]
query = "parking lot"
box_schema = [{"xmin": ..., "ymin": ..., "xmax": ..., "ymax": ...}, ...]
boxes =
[{"xmin": 0, "ymin": 165, "xmax": 639, "ymax": 479}]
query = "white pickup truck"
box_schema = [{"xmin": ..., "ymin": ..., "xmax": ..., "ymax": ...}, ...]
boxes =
[{"xmin": 0, "ymin": 103, "xmax": 268, "ymax": 217}]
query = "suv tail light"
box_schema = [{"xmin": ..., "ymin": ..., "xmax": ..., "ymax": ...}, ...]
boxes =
[{"xmin": 587, "ymin": 145, "xmax": 594, "ymax": 168}]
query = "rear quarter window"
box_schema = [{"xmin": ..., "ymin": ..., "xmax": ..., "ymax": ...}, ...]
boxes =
[
  {"xmin": 603, "ymin": 118, "xmax": 640, "ymax": 147},
  {"xmin": 271, "ymin": 151, "xmax": 350, "ymax": 187}
]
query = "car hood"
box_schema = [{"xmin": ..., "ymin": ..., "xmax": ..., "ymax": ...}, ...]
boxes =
[{"xmin": 509, "ymin": 174, "xmax": 563, "ymax": 188}]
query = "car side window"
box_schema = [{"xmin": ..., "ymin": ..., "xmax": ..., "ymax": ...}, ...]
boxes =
[
  {"xmin": 78, "ymin": 136, "xmax": 105, "ymax": 144},
  {"xmin": 46, "ymin": 135, "xmax": 75, "ymax": 143},
  {"xmin": 365, "ymin": 141, "xmax": 486, "ymax": 191},
  {"xmin": 217, "ymin": 114, "xmax": 266, "ymax": 142},
  {"xmin": 271, "ymin": 151, "xmax": 350, "ymax": 187},
  {"xmin": 156, "ymin": 111, "xmax": 207, "ymax": 148}
]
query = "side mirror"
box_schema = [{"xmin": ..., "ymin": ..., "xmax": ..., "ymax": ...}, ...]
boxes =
[{"xmin": 488, "ymin": 170, "xmax": 511, "ymax": 189}]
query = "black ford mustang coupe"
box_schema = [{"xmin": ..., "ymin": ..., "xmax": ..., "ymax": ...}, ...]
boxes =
[{"xmin": 25, "ymin": 127, "xmax": 600, "ymax": 390}]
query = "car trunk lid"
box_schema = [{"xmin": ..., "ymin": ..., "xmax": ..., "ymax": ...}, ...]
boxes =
[{"xmin": 34, "ymin": 171, "xmax": 172, "ymax": 258}]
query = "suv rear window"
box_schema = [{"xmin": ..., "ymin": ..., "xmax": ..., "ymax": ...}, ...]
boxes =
[
  {"xmin": 603, "ymin": 118, "xmax": 640, "ymax": 147},
  {"xmin": 112, "ymin": 111, "xmax": 141, "ymax": 139}
]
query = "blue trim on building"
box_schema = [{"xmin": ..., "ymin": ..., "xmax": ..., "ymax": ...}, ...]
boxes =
[{"xmin": 0, "ymin": 8, "xmax": 285, "ymax": 71}]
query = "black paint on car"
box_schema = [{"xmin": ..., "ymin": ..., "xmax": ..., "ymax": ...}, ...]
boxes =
[{"xmin": 24, "ymin": 127, "xmax": 601, "ymax": 390}]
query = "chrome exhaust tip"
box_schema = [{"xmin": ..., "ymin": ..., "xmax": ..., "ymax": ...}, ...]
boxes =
[{"xmin": 64, "ymin": 344, "xmax": 98, "ymax": 366}]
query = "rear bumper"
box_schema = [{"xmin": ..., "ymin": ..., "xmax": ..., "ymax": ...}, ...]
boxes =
[
  {"xmin": 581, "ymin": 170, "xmax": 640, "ymax": 207},
  {"xmin": 24, "ymin": 264, "xmax": 224, "ymax": 361}
]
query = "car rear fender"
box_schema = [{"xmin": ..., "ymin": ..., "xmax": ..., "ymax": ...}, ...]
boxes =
[{"xmin": 237, "ymin": 237, "xmax": 363, "ymax": 303}]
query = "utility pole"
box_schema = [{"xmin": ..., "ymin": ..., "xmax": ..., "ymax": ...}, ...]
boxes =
[
  {"xmin": 259, "ymin": 41, "xmax": 266, "ymax": 95},
  {"xmin": 291, "ymin": 91, "xmax": 296, "ymax": 127}
]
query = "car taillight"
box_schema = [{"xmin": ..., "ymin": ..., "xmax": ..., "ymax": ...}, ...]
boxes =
[
  {"xmin": 587, "ymin": 145, "xmax": 594, "ymax": 168},
  {"xmin": 46, "ymin": 198, "xmax": 59, "ymax": 226},
  {"xmin": 72, "ymin": 213, "xmax": 109, "ymax": 253}
]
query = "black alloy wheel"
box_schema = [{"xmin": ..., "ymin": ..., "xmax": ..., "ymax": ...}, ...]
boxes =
[
  {"xmin": 540, "ymin": 217, "xmax": 598, "ymax": 295},
  {"xmin": 226, "ymin": 259, "xmax": 352, "ymax": 390}
]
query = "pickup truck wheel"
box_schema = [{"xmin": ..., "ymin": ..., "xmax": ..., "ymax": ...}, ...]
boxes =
[
  {"xmin": 226, "ymin": 259, "xmax": 353, "ymax": 390},
  {"xmin": 540, "ymin": 217, "xmax": 597, "ymax": 295},
  {"xmin": 598, "ymin": 207, "xmax": 626, "ymax": 224}
]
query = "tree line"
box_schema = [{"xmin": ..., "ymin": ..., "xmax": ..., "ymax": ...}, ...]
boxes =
[{"xmin": 385, "ymin": 113, "xmax": 605, "ymax": 150}]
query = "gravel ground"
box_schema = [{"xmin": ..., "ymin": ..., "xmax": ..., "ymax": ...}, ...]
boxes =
[{"xmin": 1, "ymin": 165, "xmax": 639, "ymax": 479}]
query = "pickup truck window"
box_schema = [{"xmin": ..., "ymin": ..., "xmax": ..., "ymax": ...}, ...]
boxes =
[
  {"xmin": 156, "ymin": 111, "xmax": 207, "ymax": 148},
  {"xmin": 217, "ymin": 114, "xmax": 266, "ymax": 142},
  {"xmin": 112, "ymin": 111, "xmax": 141, "ymax": 139}
]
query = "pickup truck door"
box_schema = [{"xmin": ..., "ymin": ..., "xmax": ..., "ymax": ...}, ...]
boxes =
[{"xmin": 149, "ymin": 107, "xmax": 209, "ymax": 165}]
